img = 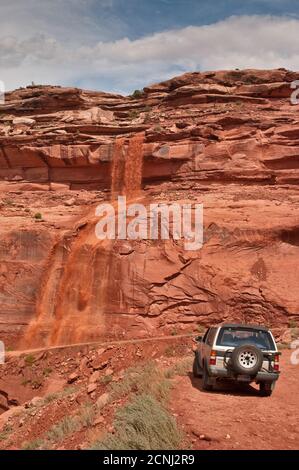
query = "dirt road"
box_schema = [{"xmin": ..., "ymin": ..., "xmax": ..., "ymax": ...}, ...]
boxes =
[
  {"xmin": 6, "ymin": 333, "xmax": 194, "ymax": 358},
  {"xmin": 170, "ymin": 351, "xmax": 299, "ymax": 450}
]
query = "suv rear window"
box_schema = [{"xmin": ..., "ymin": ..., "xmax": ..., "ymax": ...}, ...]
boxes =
[{"xmin": 216, "ymin": 327, "xmax": 275, "ymax": 350}]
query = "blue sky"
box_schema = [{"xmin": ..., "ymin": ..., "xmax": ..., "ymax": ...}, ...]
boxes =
[
  {"xmin": 0, "ymin": 1, "xmax": 299, "ymax": 93},
  {"xmin": 97, "ymin": 0, "xmax": 299, "ymax": 38}
]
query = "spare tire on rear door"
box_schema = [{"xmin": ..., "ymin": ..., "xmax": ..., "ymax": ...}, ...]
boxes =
[{"xmin": 230, "ymin": 344, "xmax": 263, "ymax": 375}]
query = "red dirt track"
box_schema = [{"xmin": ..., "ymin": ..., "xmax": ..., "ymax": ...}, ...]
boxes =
[{"xmin": 171, "ymin": 351, "xmax": 299, "ymax": 450}]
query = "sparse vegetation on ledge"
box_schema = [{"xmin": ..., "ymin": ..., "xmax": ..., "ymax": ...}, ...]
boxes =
[{"xmin": 91, "ymin": 393, "xmax": 182, "ymax": 450}]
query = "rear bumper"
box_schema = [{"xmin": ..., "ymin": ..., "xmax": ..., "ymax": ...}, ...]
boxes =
[
  {"xmin": 256, "ymin": 371, "xmax": 280, "ymax": 382},
  {"xmin": 208, "ymin": 367, "xmax": 280, "ymax": 383}
]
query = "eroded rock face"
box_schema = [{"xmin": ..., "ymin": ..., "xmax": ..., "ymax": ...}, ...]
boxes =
[{"xmin": 1, "ymin": 69, "xmax": 299, "ymax": 347}]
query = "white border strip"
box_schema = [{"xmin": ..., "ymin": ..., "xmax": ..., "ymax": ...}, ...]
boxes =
[{"xmin": 0, "ymin": 80, "xmax": 5, "ymax": 105}]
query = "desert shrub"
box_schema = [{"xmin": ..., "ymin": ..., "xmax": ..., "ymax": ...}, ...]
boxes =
[
  {"xmin": 164, "ymin": 357, "xmax": 193, "ymax": 379},
  {"xmin": 289, "ymin": 319, "xmax": 298, "ymax": 329},
  {"xmin": 197, "ymin": 324, "xmax": 206, "ymax": 333},
  {"xmin": 101, "ymin": 374, "xmax": 113, "ymax": 385},
  {"xmin": 23, "ymin": 400, "xmax": 95, "ymax": 449},
  {"xmin": 43, "ymin": 367, "xmax": 53, "ymax": 377},
  {"xmin": 128, "ymin": 110, "xmax": 139, "ymax": 120},
  {"xmin": 22, "ymin": 438, "xmax": 44, "ymax": 450},
  {"xmin": 109, "ymin": 361, "xmax": 170, "ymax": 402},
  {"xmin": 43, "ymin": 385, "xmax": 79, "ymax": 404},
  {"xmin": 0, "ymin": 425, "xmax": 12, "ymax": 441},
  {"xmin": 227, "ymin": 70, "xmax": 243, "ymax": 80},
  {"xmin": 130, "ymin": 89, "xmax": 144, "ymax": 99},
  {"xmin": 43, "ymin": 392, "xmax": 59, "ymax": 404},
  {"xmin": 78, "ymin": 403, "xmax": 96, "ymax": 428},
  {"xmin": 164, "ymin": 346, "xmax": 175, "ymax": 357},
  {"xmin": 31, "ymin": 379, "xmax": 43, "ymax": 389},
  {"xmin": 24, "ymin": 354, "xmax": 36, "ymax": 365},
  {"xmin": 91, "ymin": 393, "xmax": 182, "ymax": 450},
  {"xmin": 34, "ymin": 212, "xmax": 42, "ymax": 220},
  {"xmin": 46, "ymin": 415, "xmax": 79, "ymax": 442},
  {"xmin": 21, "ymin": 379, "xmax": 31, "ymax": 386},
  {"xmin": 60, "ymin": 385, "xmax": 79, "ymax": 396},
  {"xmin": 291, "ymin": 328, "xmax": 299, "ymax": 340}
]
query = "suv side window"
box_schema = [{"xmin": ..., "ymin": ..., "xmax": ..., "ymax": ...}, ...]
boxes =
[
  {"xmin": 206, "ymin": 328, "xmax": 216, "ymax": 346},
  {"xmin": 202, "ymin": 328, "xmax": 209, "ymax": 343}
]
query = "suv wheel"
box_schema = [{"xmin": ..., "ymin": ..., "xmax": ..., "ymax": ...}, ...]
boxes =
[
  {"xmin": 230, "ymin": 344, "xmax": 263, "ymax": 375},
  {"xmin": 193, "ymin": 353, "xmax": 203, "ymax": 378},
  {"xmin": 202, "ymin": 363, "xmax": 213, "ymax": 391},
  {"xmin": 259, "ymin": 381, "xmax": 275, "ymax": 397}
]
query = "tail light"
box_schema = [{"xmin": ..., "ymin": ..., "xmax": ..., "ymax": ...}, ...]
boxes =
[
  {"xmin": 274, "ymin": 354, "xmax": 279, "ymax": 372},
  {"xmin": 209, "ymin": 350, "xmax": 217, "ymax": 366}
]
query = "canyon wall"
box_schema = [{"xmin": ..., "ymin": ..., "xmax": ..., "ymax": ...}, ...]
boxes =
[{"xmin": 0, "ymin": 69, "xmax": 299, "ymax": 347}]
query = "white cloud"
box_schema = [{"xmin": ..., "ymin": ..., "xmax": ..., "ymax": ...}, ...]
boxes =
[
  {"xmin": 1, "ymin": 14, "xmax": 299, "ymax": 93},
  {"xmin": 0, "ymin": 0, "xmax": 125, "ymax": 45}
]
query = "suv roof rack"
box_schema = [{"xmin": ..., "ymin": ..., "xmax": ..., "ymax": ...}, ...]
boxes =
[{"xmin": 219, "ymin": 323, "xmax": 269, "ymax": 332}]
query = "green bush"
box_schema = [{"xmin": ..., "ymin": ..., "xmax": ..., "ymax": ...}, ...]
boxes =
[
  {"xmin": 91, "ymin": 393, "xmax": 182, "ymax": 450},
  {"xmin": 78, "ymin": 403, "xmax": 96, "ymax": 428},
  {"xmin": 46, "ymin": 416, "xmax": 79, "ymax": 442},
  {"xmin": 0, "ymin": 425, "xmax": 12, "ymax": 441},
  {"xmin": 43, "ymin": 367, "xmax": 53, "ymax": 377},
  {"xmin": 131, "ymin": 89, "xmax": 144, "ymax": 99},
  {"xmin": 21, "ymin": 400, "xmax": 95, "ymax": 450},
  {"xmin": 24, "ymin": 354, "xmax": 36, "ymax": 365},
  {"xmin": 165, "ymin": 357, "xmax": 193, "ymax": 379},
  {"xmin": 109, "ymin": 361, "xmax": 170, "ymax": 402},
  {"xmin": 22, "ymin": 438, "xmax": 44, "ymax": 450}
]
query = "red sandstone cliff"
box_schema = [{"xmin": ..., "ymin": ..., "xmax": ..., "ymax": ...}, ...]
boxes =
[{"xmin": 0, "ymin": 69, "xmax": 299, "ymax": 348}]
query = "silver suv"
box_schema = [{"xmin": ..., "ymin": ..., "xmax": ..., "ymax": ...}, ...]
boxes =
[{"xmin": 193, "ymin": 323, "xmax": 280, "ymax": 396}]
